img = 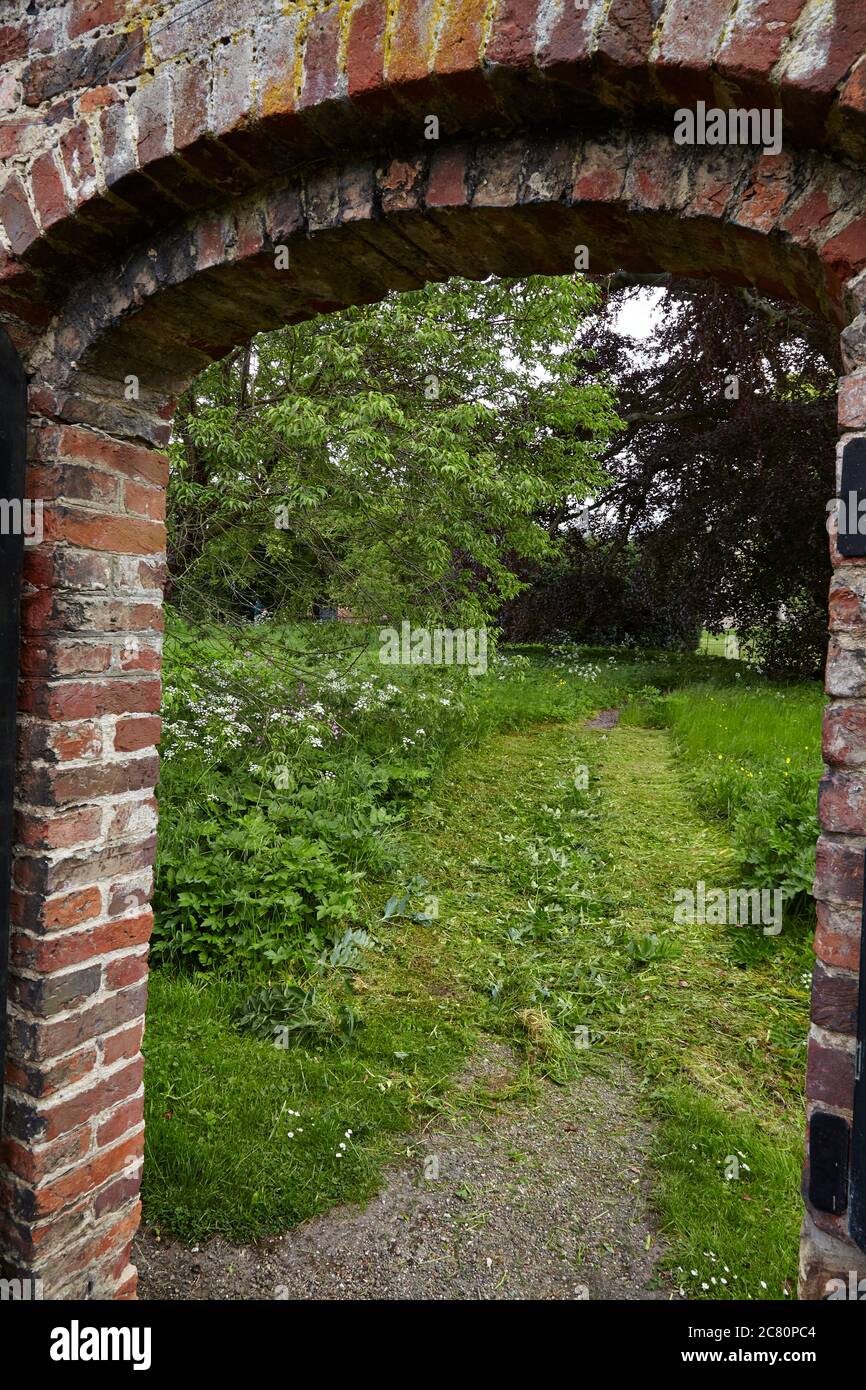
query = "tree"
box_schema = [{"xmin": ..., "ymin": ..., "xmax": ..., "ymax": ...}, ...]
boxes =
[
  {"xmin": 167, "ymin": 275, "xmax": 620, "ymax": 637},
  {"xmin": 503, "ymin": 278, "xmax": 839, "ymax": 675}
]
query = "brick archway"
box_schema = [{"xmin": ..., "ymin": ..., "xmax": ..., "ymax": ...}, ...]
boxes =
[{"xmin": 3, "ymin": 0, "xmax": 866, "ymax": 1300}]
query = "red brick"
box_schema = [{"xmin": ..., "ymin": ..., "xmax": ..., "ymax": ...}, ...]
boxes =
[
  {"xmin": 12, "ymin": 913, "xmax": 153, "ymax": 974},
  {"xmin": 26, "ymin": 460, "xmax": 121, "ymax": 506},
  {"xmin": 34, "ymin": 1059, "xmax": 143, "ymax": 1143},
  {"xmin": 721, "ymin": 1, "xmax": 804, "ymax": 78},
  {"xmin": 0, "ymin": 23, "xmax": 29, "ymax": 64},
  {"xmin": 118, "ymin": 640, "xmax": 161, "ymax": 674},
  {"xmin": 822, "ymin": 216, "xmax": 866, "ymax": 303},
  {"xmin": 596, "ymin": 0, "xmax": 656, "ymax": 77},
  {"xmin": 427, "ymin": 146, "xmax": 468, "ymax": 207},
  {"xmin": 42, "ymin": 506, "xmax": 166, "ymax": 556},
  {"xmin": 17, "ymin": 676, "xmax": 161, "ymax": 721},
  {"xmin": 815, "ymin": 833, "xmax": 865, "ymax": 906},
  {"xmin": 107, "ymin": 882, "xmax": 152, "ymax": 918},
  {"xmin": 9, "ymin": 964, "xmax": 101, "ymax": 1020},
  {"xmin": 0, "ymin": 1130, "xmax": 90, "ymax": 1186},
  {"xmin": 807, "ymin": 1035, "xmax": 855, "ymax": 1109},
  {"xmin": 173, "ymin": 61, "xmax": 208, "ymax": 150},
  {"xmin": 486, "ymin": 0, "xmax": 539, "ymax": 68},
  {"xmin": 839, "ymin": 371, "xmax": 866, "ymax": 428},
  {"xmin": 97, "ymin": 1096, "xmax": 143, "ymax": 1148},
  {"xmin": 123, "ymin": 479, "xmax": 165, "ymax": 521},
  {"xmin": 29, "ymin": 152, "xmax": 70, "ymax": 230},
  {"xmin": 14, "ymin": 837, "xmax": 157, "ymax": 899},
  {"xmin": 4, "ymin": 1046, "xmax": 98, "ymax": 1101},
  {"xmin": 131, "ymin": 72, "xmax": 172, "ymax": 165},
  {"xmin": 823, "ymin": 701, "xmax": 866, "ymax": 767},
  {"xmin": 59, "ymin": 122, "xmax": 98, "ymax": 202},
  {"xmin": 299, "ymin": 4, "xmax": 342, "ymax": 110},
  {"xmin": 43, "ymin": 888, "xmax": 103, "ymax": 931},
  {"xmin": 14, "ymin": 806, "xmax": 103, "ymax": 852},
  {"xmin": 104, "ymin": 951, "xmax": 148, "ymax": 992},
  {"xmin": 538, "ymin": 0, "xmax": 595, "ymax": 75},
  {"xmin": 346, "ymin": 0, "xmax": 388, "ymax": 97},
  {"xmin": 811, "ymin": 960, "xmax": 858, "ymax": 1034},
  {"xmin": 820, "ymin": 771, "xmax": 866, "ymax": 833},
  {"xmin": 387, "ymin": 0, "xmax": 438, "ymax": 87},
  {"xmin": 19, "ymin": 718, "xmax": 103, "ymax": 764},
  {"xmin": 20, "ymin": 639, "xmax": 112, "ymax": 679},
  {"xmin": 654, "ymin": 0, "xmax": 733, "ymax": 98},
  {"xmin": 103, "ymin": 1022, "xmax": 144, "ymax": 1067},
  {"xmin": 9, "ymin": 983, "xmax": 148, "ymax": 1064},
  {"xmin": 113, "ymin": 716, "xmax": 161, "ymax": 753},
  {"xmin": 55, "ymin": 427, "xmax": 169, "ymax": 488},
  {"xmin": 12, "ymin": 1132, "xmax": 143, "ymax": 1219},
  {"xmin": 0, "ymin": 174, "xmax": 39, "ymax": 255}
]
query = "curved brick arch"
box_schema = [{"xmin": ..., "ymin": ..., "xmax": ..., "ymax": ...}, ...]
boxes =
[
  {"xmin": 22, "ymin": 130, "xmax": 866, "ymax": 400},
  {"xmin": 3, "ymin": 0, "xmax": 866, "ymax": 346},
  {"xmin": 3, "ymin": 1, "xmax": 866, "ymax": 1305}
]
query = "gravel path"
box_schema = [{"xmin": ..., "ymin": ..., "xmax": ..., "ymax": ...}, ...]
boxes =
[
  {"xmin": 136, "ymin": 1041, "xmax": 668, "ymax": 1301},
  {"xmin": 585, "ymin": 708, "xmax": 620, "ymax": 729}
]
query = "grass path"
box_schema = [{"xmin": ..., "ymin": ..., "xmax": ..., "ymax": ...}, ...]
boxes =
[
  {"xmin": 143, "ymin": 710, "xmax": 808, "ymax": 1299},
  {"xmin": 576, "ymin": 722, "xmax": 806, "ymax": 1299},
  {"xmin": 584, "ymin": 724, "xmax": 805, "ymax": 1121}
]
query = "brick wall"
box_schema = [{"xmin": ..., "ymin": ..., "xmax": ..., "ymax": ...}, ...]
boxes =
[
  {"xmin": 2, "ymin": 0, "xmax": 866, "ymax": 1300},
  {"xmin": 0, "ymin": 396, "xmax": 167, "ymax": 1299}
]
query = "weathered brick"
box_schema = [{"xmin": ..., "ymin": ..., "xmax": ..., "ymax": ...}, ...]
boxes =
[
  {"xmin": 815, "ymin": 900, "xmax": 861, "ymax": 971},
  {"xmin": 806, "ymin": 1034, "xmax": 855, "ymax": 1109},
  {"xmin": 811, "ymin": 960, "xmax": 858, "ymax": 1034},
  {"xmin": 42, "ymin": 505, "xmax": 166, "ymax": 556},
  {"xmin": 17, "ymin": 676, "xmax": 161, "ymax": 721},
  {"xmin": 113, "ymin": 716, "xmax": 161, "ymax": 753},
  {"xmin": 9, "ymin": 964, "xmax": 102, "ymax": 1021},
  {"xmin": 815, "ymin": 833, "xmax": 865, "ymax": 906},
  {"xmin": 823, "ymin": 701, "xmax": 866, "ymax": 768},
  {"xmin": 16, "ymin": 756, "xmax": 159, "ymax": 811},
  {"xmin": 0, "ymin": 174, "xmax": 39, "ymax": 255},
  {"xmin": 69, "ymin": 0, "xmax": 126, "ymax": 40},
  {"xmin": 8, "ymin": 983, "xmax": 148, "ymax": 1065},
  {"xmin": 11, "ymin": 912, "xmax": 153, "ymax": 974},
  {"xmin": 13, "ymin": 806, "xmax": 104, "ymax": 852}
]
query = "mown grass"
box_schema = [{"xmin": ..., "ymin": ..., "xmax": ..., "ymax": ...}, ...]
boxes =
[
  {"xmin": 143, "ymin": 644, "xmax": 603, "ymax": 1241},
  {"xmin": 568, "ymin": 723, "xmax": 811, "ymax": 1299},
  {"xmin": 144, "ymin": 640, "xmax": 823, "ymax": 1299}
]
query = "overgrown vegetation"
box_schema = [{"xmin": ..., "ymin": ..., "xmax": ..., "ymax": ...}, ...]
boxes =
[
  {"xmin": 146, "ymin": 638, "xmax": 819, "ymax": 1300},
  {"xmin": 146, "ymin": 272, "xmax": 829, "ymax": 1298}
]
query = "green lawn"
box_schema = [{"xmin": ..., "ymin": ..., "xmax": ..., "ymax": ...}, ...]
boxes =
[{"xmin": 143, "ymin": 637, "xmax": 822, "ymax": 1298}]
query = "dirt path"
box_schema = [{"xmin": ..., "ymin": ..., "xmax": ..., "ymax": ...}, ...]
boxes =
[
  {"xmin": 136, "ymin": 711, "xmax": 691, "ymax": 1302},
  {"xmin": 136, "ymin": 1039, "xmax": 665, "ymax": 1300}
]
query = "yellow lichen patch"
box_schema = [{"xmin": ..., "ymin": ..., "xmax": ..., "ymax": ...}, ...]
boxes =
[
  {"xmin": 382, "ymin": 0, "xmax": 401, "ymax": 73},
  {"xmin": 386, "ymin": 0, "xmax": 437, "ymax": 83},
  {"xmin": 435, "ymin": 0, "xmax": 489, "ymax": 73}
]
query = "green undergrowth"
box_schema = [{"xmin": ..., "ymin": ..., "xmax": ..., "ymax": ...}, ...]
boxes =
[{"xmin": 144, "ymin": 641, "xmax": 820, "ymax": 1300}]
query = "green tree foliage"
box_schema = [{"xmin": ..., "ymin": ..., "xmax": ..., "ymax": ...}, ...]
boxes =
[{"xmin": 168, "ymin": 275, "xmax": 620, "ymax": 632}]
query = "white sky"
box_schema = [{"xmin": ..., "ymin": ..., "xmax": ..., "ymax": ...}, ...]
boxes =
[{"xmin": 612, "ymin": 287, "xmax": 667, "ymax": 341}]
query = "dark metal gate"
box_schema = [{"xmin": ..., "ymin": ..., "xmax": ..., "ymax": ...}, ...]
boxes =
[{"xmin": 0, "ymin": 328, "xmax": 26, "ymax": 1141}]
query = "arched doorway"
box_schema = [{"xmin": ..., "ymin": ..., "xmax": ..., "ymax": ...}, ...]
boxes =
[{"xmin": 2, "ymin": 0, "xmax": 866, "ymax": 1298}]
